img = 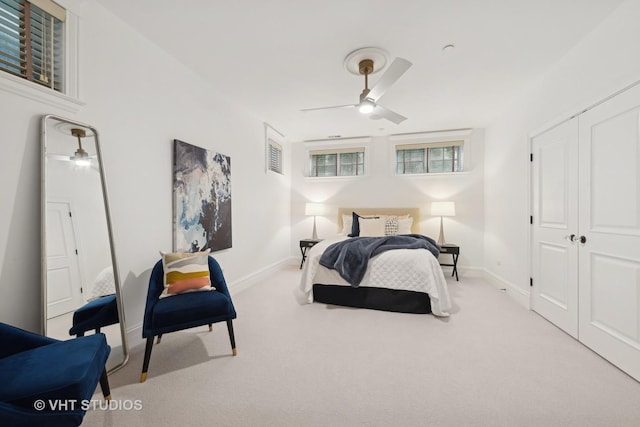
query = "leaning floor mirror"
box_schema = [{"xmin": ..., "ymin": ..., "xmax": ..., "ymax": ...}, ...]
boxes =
[{"xmin": 41, "ymin": 115, "xmax": 128, "ymax": 373}]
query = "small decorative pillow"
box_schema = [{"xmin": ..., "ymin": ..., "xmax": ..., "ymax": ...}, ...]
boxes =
[
  {"xmin": 358, "ymin": 217, "xmax": 386, "ymax": 237},
  {"xmin": 160, "ymin": 249, "xmax": 213, "ymax": 298},
  {"xmin": 384, "ymin": 216, "xmax": 399, "ymax": 235},
  {"xmin": 397, "ymin": 217, "xmax": 413, "ymax": 234}
]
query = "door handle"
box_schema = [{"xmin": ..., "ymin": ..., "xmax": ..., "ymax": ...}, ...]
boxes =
[
  {"xmin": 579, "ymin": 235, "xmax": 587, "ymax": 244},
  {"xmin": 565, "ymin": 234, "xmax": 576, "ymax": 242}
]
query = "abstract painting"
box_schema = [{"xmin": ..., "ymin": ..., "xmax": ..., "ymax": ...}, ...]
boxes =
[{"xmin": 173, "ymin": 139, "xmax": 232, "ymax": 252}]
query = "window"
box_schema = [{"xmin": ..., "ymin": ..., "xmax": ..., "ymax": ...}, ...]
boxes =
[
  {"xmin": 267, "ymin": 139, "xmax": 283, "ymax": 174},
  {"xmin": 310, "ymin": 148, "xmax": 364, "ymax": 177},
  {"xmin": 396, "ymin": 141, "xmax": 464, "ymax": 174},
  {"xmin": 0, "ymin": 0, "xmax": 66, "ymax": 92}
]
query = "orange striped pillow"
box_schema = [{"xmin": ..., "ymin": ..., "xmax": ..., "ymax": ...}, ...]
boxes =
[{"xmin": 160, "ymin": 249, "xmax": 213, "ymax": 298}]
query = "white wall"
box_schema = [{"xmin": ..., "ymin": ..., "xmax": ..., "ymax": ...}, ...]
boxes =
[
  {"xmin": 0, "ymin": 1, "xmax": 291, "ymax": 345},
  {"xmin": 290, "ymin": 130, "xmax": 485, "ymax": 271},
  {"xmin": 483, "ymin": 0, "xmax": 640, "ymax": 305}
]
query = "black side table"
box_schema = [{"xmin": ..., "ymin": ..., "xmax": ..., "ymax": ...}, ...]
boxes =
[
  {"xmin": 300, "ymin": 239, "xmax": 322, "ymax": 269},
  {"xmin": 438, "ymin": 244, "xmax": 459, "ymax": 281}
]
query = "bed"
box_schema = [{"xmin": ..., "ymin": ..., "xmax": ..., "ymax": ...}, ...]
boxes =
[{"xmin": 299, "ymin": 208, "xmax": 452, "ymax": 316}]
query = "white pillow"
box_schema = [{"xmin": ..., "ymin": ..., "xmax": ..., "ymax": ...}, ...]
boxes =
[
  {"xmin": 89, "ymin": 266, "xmax": 115, "ymax": 301},
  {"xmin": 341, "ymin": 214, "xmax": 353, "ymax": 235},
  {"xmin": 397, "ymin": 217, "xmax": 413, "ymax": 234},
  {"xmin": 358, "ymin": 217, "xmax": 386, "ymax": 237}
]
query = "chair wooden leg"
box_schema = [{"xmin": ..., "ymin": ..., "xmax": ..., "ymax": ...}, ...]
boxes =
[
  {"xmin": 77, "ymin": 332, "xmax": 85, "ymax": 337},
  {"xmin": 208, "ymin": 323, "xmax": 212, "ymax": 332},
  {"xmin": 96, "ymin": 327, "xmax": 102, "ymax": 334},
  {"xmin": 226, "ymin": 320, "xmax": 237, "ymax": 356},
  {"xmin": 140, "ymin": 337, "xmax": 154, "ymax": 382},
  {"xmin": 99, "ymin": 368, "xmax": 111, "ymax": 400},
  {"xmin": 156, "ymin": 334, "xmax": 162, "ymax": 344}
]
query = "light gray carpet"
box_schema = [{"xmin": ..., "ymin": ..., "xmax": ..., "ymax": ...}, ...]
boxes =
[{"xmin": 83, "ymin": 265, "xmax": 640, "ymax": 426}]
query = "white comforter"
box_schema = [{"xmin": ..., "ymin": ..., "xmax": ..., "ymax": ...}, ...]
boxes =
[{"xmin": 299, "ymin": 235, "xmax": 452, "ymax": 316}]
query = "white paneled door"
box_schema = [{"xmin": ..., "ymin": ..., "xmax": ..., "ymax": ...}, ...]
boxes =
[
  {"xmin": 578, "ymin": 84, "xmax": 640, "ymax": 381},
  {"xmin": 531, "ymin": 118, "xmax": 579, "ymax": 338},
  {"xmin": 531, "ymin": 83, "xmax": 640, "ymax": 381},
  {"xmin": 46, "ymin": 201, "xmax": 84, "ymax": 319}
]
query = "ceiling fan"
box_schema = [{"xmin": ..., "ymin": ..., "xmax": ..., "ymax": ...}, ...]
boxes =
[
  {"xmin": 301, "ymin": 49, "xmax": 412, "ymax": 124},
  {"xmin": 47, "ymin": 127, "xmax": 97, "ymax": 167}
]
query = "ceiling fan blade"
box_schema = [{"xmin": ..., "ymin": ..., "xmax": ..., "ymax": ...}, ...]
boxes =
[
  {"xmin": 370, "ymin": 105, "xmax": 407, "ymax": 124},
  {"xmin": 47, "ymin": 154, "xmax": 71, "ymax": 161},
  {"xmin": 47, "ymin": 153, "xmax": 98, "ymax": 162},
  {"xmin": 366, "ymin": 57, "xmax": 412, "ymax": 102},
  {"xmin": 300, "ymin": 104, "xmax": 356, "ymax": 112}
]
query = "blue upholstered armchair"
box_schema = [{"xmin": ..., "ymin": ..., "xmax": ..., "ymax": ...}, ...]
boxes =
[
  {"xmin": 0, "ymin": 322, "xmax": 111, "ymax": 427},
  {"xmin": 141, "ymin": 255, "xmax": 237, "ymax": 382},
  {"xmin": 69, "ymin": 294, "xmax": 119, "ymax": 337}
]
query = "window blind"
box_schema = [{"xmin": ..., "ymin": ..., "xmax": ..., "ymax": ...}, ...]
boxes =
[
  {"xmin": 309, "ymin": 147, "xmax": 365, "ymax": 155},
  {"xmin": 0, "ymin": 0, "xmax": 64, "ymax": 91},
  {"xmin": 395, "ymin": 140, "xmax": 464, "ymax": 151},
  {"xmin": 268, "ymin": 139, "xmax": 283, "ymax": 174}
]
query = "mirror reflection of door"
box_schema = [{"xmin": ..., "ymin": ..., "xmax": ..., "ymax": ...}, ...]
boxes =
[
  {"xmin": 46, "ymin": 200, "xmax": 84, "ymax": 318},
  {"xmin": 42, "ymin": 116, "xmax": 128, "ymax": 372}
]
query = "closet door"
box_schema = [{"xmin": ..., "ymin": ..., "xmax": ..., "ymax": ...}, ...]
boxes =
[
  {"xmin": 578, "ymin": 83, "xmax": 640, "ymax": 381},
  {"xmin": 531, "ymin": 118, "xmax": 579, "ymax": 337}
]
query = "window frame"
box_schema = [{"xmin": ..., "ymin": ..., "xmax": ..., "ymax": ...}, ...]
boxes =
[
  {"xmin": 309, "ymin": 149, "xmax": 365, "ymax": 177},
  {"xmin": 395, "ymin": 143, "xmax": 464, "ymax": 174},
  {"xmin": 264, "ymin": 123, "xmax": 285, "ymax": 175},
  {"xmin": 304, "ymin": 137, "xmax": 371, "ymax": 179},
  {"xmin": 390, "ymin": 130, "xmax": 471, "ymax": 176},
  {"xmin": 0, "ymin": 0, "xmax": 82, "ymax": 112}
]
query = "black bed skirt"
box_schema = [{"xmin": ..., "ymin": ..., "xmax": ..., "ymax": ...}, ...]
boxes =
[{"xmin": 312, "ymin": 284, "xmax": 432, "ymax": 314}]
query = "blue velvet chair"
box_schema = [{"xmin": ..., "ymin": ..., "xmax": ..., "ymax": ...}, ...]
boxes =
[
  {"xmin": 0, "ymin": 322, "xmax": 111, "ymax": 427},
  {"xmin": 69, "ymin": 294, "xmax": 119, "ymax": 337},
  {"xmin": 141, "ymin": 255, "xmax": 237, "ymax": 382}
]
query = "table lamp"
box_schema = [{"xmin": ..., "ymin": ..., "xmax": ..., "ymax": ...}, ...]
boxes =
[
  {"xmin": 431, "ymin": 201, "xmax": 455, "ymax": 246},
  {"xmin": 305, "ymin": 203, "xmax": 325, "ymax": 240}
]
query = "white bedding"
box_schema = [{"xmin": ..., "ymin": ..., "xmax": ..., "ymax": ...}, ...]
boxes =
[{"xmin": 299, "ymin": 235, "xmax": 452, "ymax": 316}]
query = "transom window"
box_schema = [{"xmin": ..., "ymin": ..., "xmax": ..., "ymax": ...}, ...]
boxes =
[
  {"xmin": 267, "ymin": 138, "xmax": 283, "ymax": 174},
  {"xmin": 396, "ymin": 141, "xmax": 464, "ymax": 174},
  {"xmin": 0, "ymin": 0, "xmax": 65, "ymax": 92},
  {"xmin": 310, "ymin": 148, "xmax": 364, "ymax": 177}
]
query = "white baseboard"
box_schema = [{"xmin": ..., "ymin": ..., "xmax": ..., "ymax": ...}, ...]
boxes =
[
  {"xmin": 228, "ymin": 256, "xmax": 297, "ymax": 295},
  {"xmin": 482, "ymin": 268, "xmax": 530, "ymax": 309},
  {"xmin": 126, "ymin": 322, "xmax": 144, "ymax": 351},
  {"xmin": 456, "ymin": 265, "xmax": 484, "ymax": 277}
]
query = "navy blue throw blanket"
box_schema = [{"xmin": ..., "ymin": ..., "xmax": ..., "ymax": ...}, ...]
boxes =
[{"xmin": 319, "ymin": 234, "xmax": 440, "ymax": 287}]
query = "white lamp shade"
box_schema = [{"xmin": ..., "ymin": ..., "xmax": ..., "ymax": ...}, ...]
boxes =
[
  {"xmin": 305, "ymin": 203, "xmax": 325, "ymax": 216},
  {"xmin": 431, "ymin": 201, "xmax": 456, "ymax": 217}
]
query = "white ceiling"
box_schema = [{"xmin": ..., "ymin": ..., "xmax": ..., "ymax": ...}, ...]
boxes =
[{"xmin": 99, "ymin": 0, "xmax": 624, "ymax": 142}]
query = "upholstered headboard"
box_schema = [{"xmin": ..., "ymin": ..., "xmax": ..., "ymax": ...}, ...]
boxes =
[{"xmin": 337, "ymin": 208, "xmax": 421, "ymax": 234}]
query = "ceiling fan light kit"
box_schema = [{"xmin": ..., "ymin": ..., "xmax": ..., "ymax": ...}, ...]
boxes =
[
  {"xmin": 302, "ymin": 46, "xmax": 412, "ymax": 125},
  {"xmin": 70, "ymin": 128, "xmax": 91, "ymax": 166},
  {"xmin": 358, "ymin": 99, "xmax": 375, "ymax": 114}
]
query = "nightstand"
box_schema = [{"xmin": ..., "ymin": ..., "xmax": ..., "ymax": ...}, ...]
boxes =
[
  {"xmin": 300, "ymin": 239, "xmax": 322, "ymax": 269},
  {"xmin": 438, "ymin": 244, "xmax": 459, "ymax": 281}
]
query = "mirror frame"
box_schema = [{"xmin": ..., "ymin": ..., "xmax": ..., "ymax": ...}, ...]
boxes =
[{"xmin": 40, "ymin": 114, "xmax": 129, "ymax": 373}]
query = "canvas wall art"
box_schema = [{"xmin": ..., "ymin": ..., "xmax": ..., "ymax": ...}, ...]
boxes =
[{"xmin": 173, "ymin": 139, "xmax": 232, "ymax": 252}]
